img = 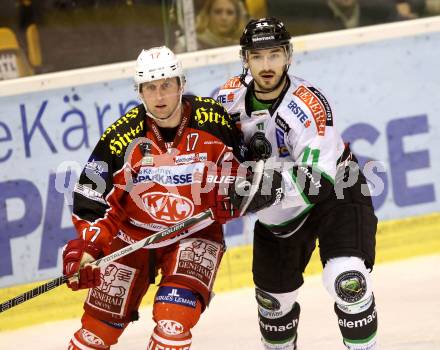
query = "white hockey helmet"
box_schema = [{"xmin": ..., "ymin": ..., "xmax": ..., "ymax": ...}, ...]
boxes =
[{"xmin": 134, "ymin": 46, "xmax": 184, "ymax": 91}]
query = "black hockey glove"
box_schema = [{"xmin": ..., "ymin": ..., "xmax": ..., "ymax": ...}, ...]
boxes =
[{"xmin": 229, "ymin": 166, "xmax": 284, "ymax": 214}]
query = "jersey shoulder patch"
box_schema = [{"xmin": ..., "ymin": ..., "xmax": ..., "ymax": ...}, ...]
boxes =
[
  {"xmin": 100, "ymin": 105, "xmax": 143, "ymax": 141},
  {"xmin": 292, "ymin": 85, "xmax": 333, "ymax": 136},
  {"xmin": 191, "ymin": 96, "xmax": 233, "ymax": 130},
  {"xmin": 193, "ymin": 95, "xmax": 224, "ymax": 109},
  {"xmin": 221, "ymin": 76, "xmax": 242, "ymax": 90},
  {"xmin": 99, "ymin": 104, "xmax": 146, "ymax": 156}
]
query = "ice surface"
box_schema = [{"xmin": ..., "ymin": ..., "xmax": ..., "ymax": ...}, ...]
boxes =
[{"xmin": 0, "ymin": 255, "xmax": 439, "ymax": 349}]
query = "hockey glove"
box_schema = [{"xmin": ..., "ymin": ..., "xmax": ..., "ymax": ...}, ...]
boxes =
[
  {"xmin": 229, "ymin": 167, "xmax": 284, "ymax": 214},
  {"xmin": 62, "ymin": 238, "xmax": 103, "ymax": 291},
  {"xmin": 207, "ymin": 186, "xmax": 240, "ymax": 224}
]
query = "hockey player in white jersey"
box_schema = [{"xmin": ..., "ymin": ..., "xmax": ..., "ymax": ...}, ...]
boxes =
[{"xmin": 217, "ymin": 17, "xmax": 378, "ymax": 350}]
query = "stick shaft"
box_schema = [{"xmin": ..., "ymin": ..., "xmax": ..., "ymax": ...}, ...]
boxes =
[{"xmin": 239, "ymin": 160, "xmax": 265, "ymax": 215}]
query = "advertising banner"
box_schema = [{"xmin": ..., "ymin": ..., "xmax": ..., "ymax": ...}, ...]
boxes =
[{"xmin": 0, "ymin": 27, "xmax": 439, "ymax": 287}]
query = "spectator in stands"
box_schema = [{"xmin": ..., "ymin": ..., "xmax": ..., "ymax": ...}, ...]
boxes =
[
  {"xmin": 395, "ymin": 0, "xmax": 419, "ymax": 19},
  {"xmin": 424, "ymin": 0, "xmax": 440, "ymax": 14},
  {"xmin": 173, "ymin": 0, "xmax": 248, "ymax": 52},
  {"xmin": 395, "ymin": 0, "xmax": 440, "ymax": 17},
  {"xmin": 265, "ymin": 0, "xmax": 401, "ymax": 36},
  {"xmin": 319, "ymin": 0, "xmax": 400, "ymax": 29}
]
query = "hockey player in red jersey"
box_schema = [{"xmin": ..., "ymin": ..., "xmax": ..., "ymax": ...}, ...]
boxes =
[
  {"xmin": 62, "ymin": 46, "xmax": 278, "ymax": 350},
  {"xmin": 217, "ymin": 18, "xmax": 379, "ymax": 350}
]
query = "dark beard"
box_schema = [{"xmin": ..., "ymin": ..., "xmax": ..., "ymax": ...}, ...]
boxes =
[{"xmin": 254, "ymin": 75, "xmax": 283, "ymax": 93}]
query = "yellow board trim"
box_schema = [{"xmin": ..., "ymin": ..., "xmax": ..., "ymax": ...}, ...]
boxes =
[{"xmin": 1, "ymin": 213, "xmax": 439, "ymax": 331}]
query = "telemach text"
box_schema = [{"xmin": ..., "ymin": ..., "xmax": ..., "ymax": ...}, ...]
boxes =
[{"xmin": 339, "ymin": 308, "xmax": 377, "ymax": 328}]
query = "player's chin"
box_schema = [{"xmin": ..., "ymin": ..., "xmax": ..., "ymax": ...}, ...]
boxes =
[
  {"xmin": 259, "ymin": 81, "xmax": 278, "ymax": 92},
  {"xmin": 152, "ymin": 110, "xmax": 170, "ymax": 119},
  {"xmin": 257, "ymin": 77, "xmax": 279, "ymax": 90}
]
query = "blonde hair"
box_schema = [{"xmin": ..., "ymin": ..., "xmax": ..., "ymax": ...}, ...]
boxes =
[{"xmin": 196, "ymin": 0, "xmax": 247, "ymax": 40}]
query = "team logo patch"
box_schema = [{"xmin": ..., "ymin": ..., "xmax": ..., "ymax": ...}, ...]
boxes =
[
  {"xmin": 142, "ymin": 192, "xmax": 194, "ymax": 224},
  {"xmin": 335, "ymin": 270, "xmax": 367, "ymax": 303},
  {"xmin": 157, "ymin": 320, "xmax": 185, "ymax": 335},
  {"xmin": 221, "ymin": 76, "xmax": 242, "ymax": 89},
  {"xmin": 85, "ymin": 157, "xmax": 107, "ymax": 176},
  {"xmin": 174, "ymin": 239, "xmax": 222, "ymax": 289},
  {"xmin": 255, "ymin": 288, "xmax": 281, "ymax": 311},
  {"xmin": 86, "ymin": 262, "xmax": 137, "ymax": 317},
  {"xmin": 293, "ymin": 85, "xmax": 327, "ymax": 136},
  {"xmin": 80, "ymin": 329, "xmax": 106, "ymax": 346}
]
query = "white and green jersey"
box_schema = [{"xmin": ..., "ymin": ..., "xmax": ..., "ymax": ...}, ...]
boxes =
[{"xmin": 217, "ymin": 75, "xmax": 345, "ymax": 237}]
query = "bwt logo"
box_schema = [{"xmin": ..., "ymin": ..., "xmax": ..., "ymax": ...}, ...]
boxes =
[{"xmin": 142, "ymin": 192, "xmax": 194, "ymax": 224}]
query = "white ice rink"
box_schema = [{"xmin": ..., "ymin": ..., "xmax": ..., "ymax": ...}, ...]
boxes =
[{"xmin": 0, "ymin": 255, "xmax": 439, "ymax": 350}]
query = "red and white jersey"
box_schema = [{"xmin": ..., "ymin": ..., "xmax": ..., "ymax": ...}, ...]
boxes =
[
  {"xmin": 217, "ymin": 75, "xmax": 345, "ymax": 234},
  {"xmin": 72, "ymin": 95, "xmax": 245, "ymax": 248}
]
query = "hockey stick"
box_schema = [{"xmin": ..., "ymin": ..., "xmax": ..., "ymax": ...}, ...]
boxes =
[
  {"xmin": 238, "ymin": 159, "xmax": 265, "ymax": 215},
  {"xmin": 0, "ymin": 209, "xmax": 213, "ymax": 313}
]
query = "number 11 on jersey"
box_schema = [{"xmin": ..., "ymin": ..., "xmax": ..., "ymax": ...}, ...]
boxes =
[{"xmin": 302, "ymin": 146, "xmax": 320, "ymax": 165}]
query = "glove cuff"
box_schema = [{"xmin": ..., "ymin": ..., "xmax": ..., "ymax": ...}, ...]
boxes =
[{"xmin": 63, "ymin": 238, "xmax": 102, "ymax": 261}]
